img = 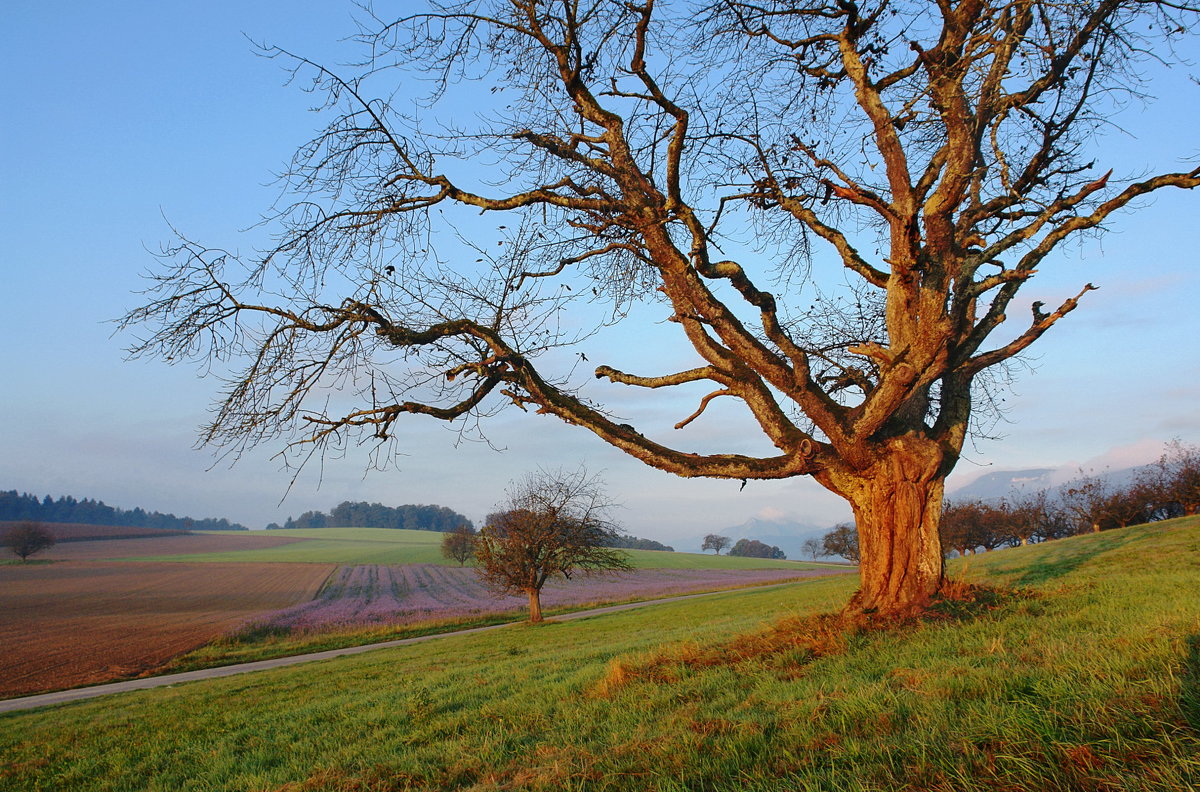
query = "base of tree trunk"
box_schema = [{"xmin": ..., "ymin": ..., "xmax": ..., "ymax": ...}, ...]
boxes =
[
  {"xmin": 827, "ymin": 440, "xmax": 948, "ymax": 618},
  {"xmin": 527, "ymin": 589, "xmax": 543, "ymax": 623}
]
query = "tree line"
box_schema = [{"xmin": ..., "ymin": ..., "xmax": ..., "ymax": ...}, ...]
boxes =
[
  {"xmin": 267, "ymin": 501, "xmax": 473, "ymax": 533},
  {"xmin": 702, "ymin": 534, "xmax": 787, "ymax": 559},
  {"xmin": 602, "ymin": 534, "xmax": 675, "ymax": 552},
  {"xmin": 816, "ymin": 440, "xmax": 1200, "ymax": 561},
  {"xmin": 0, "ymin": 491, "xmax": 247, "ymax": 532}
]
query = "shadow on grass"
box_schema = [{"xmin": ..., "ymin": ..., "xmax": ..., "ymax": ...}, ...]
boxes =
[
  {"xmin": 1183, "ymin": 633, "xmax": 1200, "ymax": 731},
  {"xmin": 1007, "ymin": 526, "xmax": 1148, "ymax": 587}
]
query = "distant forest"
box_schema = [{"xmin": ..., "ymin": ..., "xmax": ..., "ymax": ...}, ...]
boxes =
[
  {"xmin": 0, "ymin": 490, "xmax": 247, "ymax": 532},
  {"xmin": 269, "ymin": 501, "xmax": 473, "ymax": 533},
  {"xmin": 604, "ymin": 534, "xmax": 674, "ymax": 552}
]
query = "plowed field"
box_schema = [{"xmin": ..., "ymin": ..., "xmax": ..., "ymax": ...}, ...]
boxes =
[
  {"xmin": 0, "ymin": 562, "xmax": 334, "ymax": 697},
  {"xmin": 253, "ymin": 564, "xmax": 852, "ymax": 631},
  {"xmin": 38, "ymin": 532, "xmax": 304, "ymax": 561}
]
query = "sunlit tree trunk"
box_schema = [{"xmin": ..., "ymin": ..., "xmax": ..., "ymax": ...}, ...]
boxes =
[
  {"xmin": 824, "ymin": 437, "xmax": 947, "ymax": 616},
  {"xmin": 526, "ymin": 588, "xmax": 543, "ymax": 623}
]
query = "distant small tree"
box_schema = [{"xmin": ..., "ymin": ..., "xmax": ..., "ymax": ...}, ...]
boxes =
[
  {"xmin": 939, "ymin": 499, "xmax": 1010, "ymax": 555},
  {"xmin": 441, "ymin": 524, "xmax": 478, "ymax": 566},
  {"xmin": 801, "ymin": 538, "xmax": 824, "ymax": 562},
  {"xmin": 821, "ymin": 523, "xmax": 860, "ymax": 564},
  {"xmin": 474, "ymin": 468, "xmax": 631, "ymax": 623},
  {"xmin": 4, "ymin": 522, "xmax": 56, "ymax": 561},
  {"xmin": 1144, "ymin": 439, "xmax": 1200, "ymax": 517},
  {"xmin": 1060, "ymin": 473, "xmax": 1113, "ymax": 534},
  {"xmin": 701, "ymin": 534, "xmax": 732, "ymax": 556},
  {"xmin": 1005, "ymin": 490, "xmax": 1051, "ymax": 547},
  {"xmin": 728, "ymin": 538, "xmax": 786, "ymax": 559}
]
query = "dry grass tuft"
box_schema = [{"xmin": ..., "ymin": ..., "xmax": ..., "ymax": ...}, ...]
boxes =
[
  {"xmin": 591, "ymin": 580, "xmax": 1026, "ymax": 698},
  {"xmin": 267, "ymin": 765, "xmax": 423, "ymax": 792},
  {"xmin": 590, "ymin": 612, "xmax": 853, "ymax": 697}
]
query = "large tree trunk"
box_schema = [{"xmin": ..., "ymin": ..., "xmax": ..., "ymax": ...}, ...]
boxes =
[
  {"xmin": 824, "ymin": 437, "xmax": 947, "ymax": 617},
  {"xmin": 526, "ymin": 588, "xmax": 543, "ymax": 623}
]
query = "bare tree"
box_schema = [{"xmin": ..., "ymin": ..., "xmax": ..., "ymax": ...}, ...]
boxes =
[
  {"xmin": 122, "ymin": 1, "xmax": 1200, "ymax": 615},
  {"xmin": 1060, "ymin": 472, "xmax": 1115, "ymax": 534},
  {"xmin": 474, "ymin": 468, "xmax": 630, "ymax": 622},
  {"xmin": 701, "ymin": 533, "xmax": 732, "ymax": 555},
  {"xmin": 822, "ymin": 523, "xmax": 860, "ymax": 564},
  {"xmin": 440, "ymin": 523, "xmax": 478, "ymax": 566},
  {"xmin": 3, "ymin": 522, "xmax": 56, "ymax": 562},
  {"xmin": 939, "ymin": 499, "xmax": 1011, "ymax": 555},
  {"xmin": 801, "ymin": 537, "xmax": 824, "ymax": 562},
  {"xmin": 1005, "ymin": 489, "xmax": 1053, "ymax": 547},
  {"xmin": 1142, "ymin": 439, "xmax": 1200, "ymax": 517}
]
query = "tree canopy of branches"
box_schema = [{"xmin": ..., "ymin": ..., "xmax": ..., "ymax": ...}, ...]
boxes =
[
  {"xmin": 3, "ymin": 522, "xmax": 56, "ymax": 561},
  {"xmin": 474, "ymin": 468, "xmax": 630, "ymax": 622},
  {"xmin": 801, "ymin": 537, "xmax": 824, "ymax": 561},
  {"xmin": 822, "ymin": 523, "xmax": 861, "ymax": 563},
  {"xmin": 1141, "ymin": 438, "xmax": 1200, "ymax": 517},
  {"xmin": 122, "ymin": 0, "xmax": 1200, "ymax": 615},
  {"xmin": 441, "ymin": 523, "xmax": 478, "ymax": 565},
  {"xmin": 938, "ymin": 499, "xmax": 1011, "ymax": 555},
  {"xmin": 701, "ymin": 534, "xmax": 732, "ymax": 555}
]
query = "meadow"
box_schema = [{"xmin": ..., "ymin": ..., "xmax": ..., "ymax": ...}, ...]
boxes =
[
  {"xmin": 2, "ymin": 517, "xmax": 1197, "ymax": 791},
  {"xmin": 123, "ymin": 526, "xmax": 825, "ymax": 569}
]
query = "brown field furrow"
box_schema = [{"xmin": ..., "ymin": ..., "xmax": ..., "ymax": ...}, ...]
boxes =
[
  {"xmin": 0, "ymin": 561, "xmax": 334, "ymax": 698},
  {"xmin": 0, "ymin": 522, "xmax": 191, "ymax": 542},
  {"xmin": 36, "ymin": 532, "xmax": 304, "ymax": 561}
]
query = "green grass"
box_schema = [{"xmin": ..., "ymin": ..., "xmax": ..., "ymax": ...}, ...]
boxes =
[
  {"xmin": 3, "ymin": 517, "xmax": 1198, "ymax": 791},
  {"xmin": 158, "ymin": 575, "xmax": 822, "ymax": 674},
  {"xmin": 132, "ymin": 526, "xmax": 831, "ymax": 569}
]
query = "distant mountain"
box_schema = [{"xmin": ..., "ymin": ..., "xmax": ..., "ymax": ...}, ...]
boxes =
[
  {"xmin": 703, "ymin": 515, "xmax": 827, "ymax": 560},
  {"xmin": 948, "ymin": 464, "xmax": 1145, "ymax": 502},
  {"xmin": 948, "ymin": 468, "xmax": 1056, "ymax": 501}
]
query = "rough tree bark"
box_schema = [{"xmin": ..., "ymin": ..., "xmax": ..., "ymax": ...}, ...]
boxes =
[
  {"xmin": 526, "ymin": 589, "xmax": 544, "ymax": 624},
  {"xmin": 824, "ymin": 437, "xmax": 948, "ymax": 612},
  {"xmin": 122, "ymin": 0, "xmax": 1200, "ymax": 616}
]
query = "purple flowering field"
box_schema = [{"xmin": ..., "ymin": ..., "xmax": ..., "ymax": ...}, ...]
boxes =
[{"xmin": 245, "ymin": 564, "xmax": 847, "ymax": 633}]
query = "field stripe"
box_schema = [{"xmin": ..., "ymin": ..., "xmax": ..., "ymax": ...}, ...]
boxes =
[{"xmin": 0, "ymin": 577, "xmax": 840, "ymax": 715}]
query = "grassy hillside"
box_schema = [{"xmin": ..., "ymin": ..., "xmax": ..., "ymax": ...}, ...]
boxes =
[
  {"xmin": 3, "ymin": 518, "xmax": 1197, "ymax": 791},
  {"xmin": 129, "ymin": 526, "xmax": 828, "ymax": 569}
]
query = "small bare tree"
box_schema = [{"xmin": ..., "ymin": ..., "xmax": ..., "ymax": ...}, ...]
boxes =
[
  {"xmin": 474, "ymin": 468, "xmax": 631, "ymax": 622},
  {"xmin": 3, "ymin": 522, "xmax": 56, "ymax": 562},
  {"xmin": 801, "ymin": 537, "xmax": 824, "ymax": 562},
  {"xmin": 701, "ymin": 534, "xmax": 732, "ymax": 555},
  {"xmin": 440, "ymin": 524, "xmax": 478, "ymax": 566},
  {"xmin": 822, "ymin": 523, "xmax": 860, "ymax": 564},
  {"xmin": 1142, "ymin": 439, "xmax": 1200, "ymax": 517},
  {"xmin": 1060, "ymin": 472, "xmax": 1114, "ymax": 534},
  {"xmin": 122, "ymin": 0, "xmax": 1200, "ymax": 615}
]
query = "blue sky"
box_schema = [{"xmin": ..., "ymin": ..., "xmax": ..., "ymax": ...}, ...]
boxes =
[{"xmin": 2, "ymin": 3, "xmax": 1198, "ymax": 548}]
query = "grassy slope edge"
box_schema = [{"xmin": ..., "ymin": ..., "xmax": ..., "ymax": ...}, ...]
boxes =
[{"xmin": 2, "ymin": 517, "xmax": 1198, "ymax": 792}]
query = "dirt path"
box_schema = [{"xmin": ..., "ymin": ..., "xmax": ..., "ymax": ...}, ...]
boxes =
[{"xmin": 0, "ymin": 576, "xmax": 845, "ymax": 714}]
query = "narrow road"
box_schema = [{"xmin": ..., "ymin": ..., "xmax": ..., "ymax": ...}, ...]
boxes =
[{"xmin": 1, "ymin": 573, "xmax": 852, "ymax": 714}]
